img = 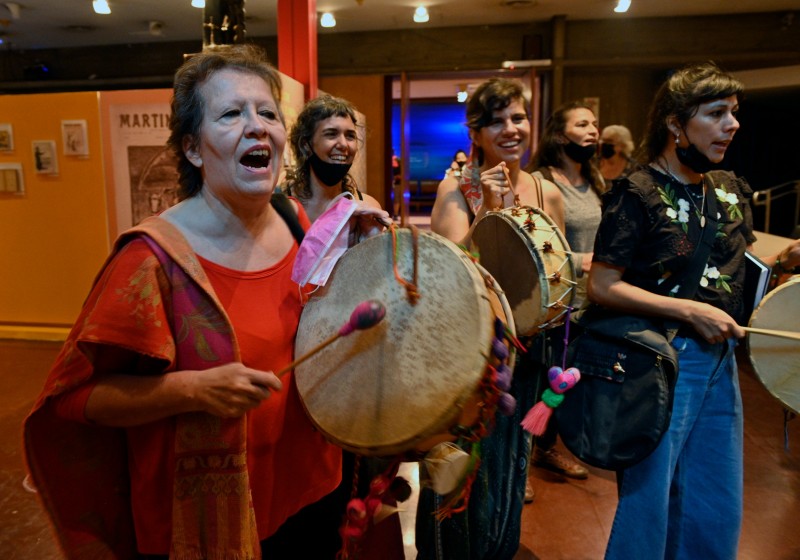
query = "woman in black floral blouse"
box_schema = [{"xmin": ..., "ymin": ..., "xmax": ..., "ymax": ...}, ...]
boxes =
[{"xmin": 588, "ymin": 62, "xmax": 800, "ymax": 559}]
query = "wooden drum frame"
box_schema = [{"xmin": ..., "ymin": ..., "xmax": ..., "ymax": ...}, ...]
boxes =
[{"xmin": 472, "ymin": 206, "xmax": 577, "ymax": 337}]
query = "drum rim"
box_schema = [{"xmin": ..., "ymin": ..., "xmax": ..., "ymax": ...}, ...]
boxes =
[{"xmin": 747, "ymin": 277, "xmax": 800, "ymax": 415}]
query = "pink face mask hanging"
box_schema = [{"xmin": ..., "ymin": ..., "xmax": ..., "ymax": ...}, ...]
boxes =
[{"xmin": 292, "ymin": 193, "xmax": 358, "ymax": 289}]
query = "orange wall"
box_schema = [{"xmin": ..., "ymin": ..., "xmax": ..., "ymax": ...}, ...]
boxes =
[
  {"xmin": 0, "ymin": 92, "xmax": 110, "ymax": 327},
  {"xmin": 0, "ymin": 75, "xmax": 379, "ymax": 331}
]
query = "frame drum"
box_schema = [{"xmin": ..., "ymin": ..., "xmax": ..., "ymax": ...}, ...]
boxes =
[
  {"xmin": 472, "ymin": 206, "xmax": 576, "ymax": 336},
  {"xmin": 294, "ymin": 229, "xmax": 515, "ymax": 457},
  {"xmin": 747, "ymin": 276, "xmax": 800, "ymax": 414}
]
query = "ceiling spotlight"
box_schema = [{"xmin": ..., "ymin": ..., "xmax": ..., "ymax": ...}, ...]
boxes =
[
  {"xmin": 191, "ymin": 0, "xmax": 205, "ymax": 8},
  {"xmin": 320, "ymin": 12, "xmax": 336, "ymax": 28},
  {"xmin": 614, "ymin": 0, "xmax": 631, "ymax": 13},
  {"xmin": 92, "ymin": 0, "xmax": 111, "ymax": 15},
  {"xmin": 457, "ymin": 84, "xmax": 468, "ymax": 103},
  {"xmin": 413, "ymin": 6, "xmax": 429, "ymax": 23}
]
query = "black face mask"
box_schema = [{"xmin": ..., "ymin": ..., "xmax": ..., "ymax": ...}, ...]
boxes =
[
  {"xmin": 457, "ymin": 160, "xmax": 466, "ymax": 170},
  {"xmin": 675, "ymin": 142, "xmax": 715, "ymax": 174},
  {"xmin": 600, "ymin": 143, "xmax": 616, "ymax": 159},
  {"xmin": 563, "ymin": 141, "xmax": 597, "ymax": 164},
  {"xmin": 309, "ymin": 152, "xmax": 352, "ymax": 187}
]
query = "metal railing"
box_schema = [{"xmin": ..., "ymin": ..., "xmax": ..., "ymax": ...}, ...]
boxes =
[{"xmin": 751, "ymin": 180, "xmax": 800, "ymax": 235}]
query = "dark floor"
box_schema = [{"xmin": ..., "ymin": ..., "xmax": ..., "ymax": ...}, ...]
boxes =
[{"xmin": 1, "ymin": 339, "xmax": 798, "ymax": 559}]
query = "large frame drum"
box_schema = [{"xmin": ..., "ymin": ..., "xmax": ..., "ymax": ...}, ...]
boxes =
[
  {"xmin": 295, "ymin": 229, "xmax": 515, "ymax": 457},
  {"xmin": 747, "ymin": 276, "xmax": 800, "ymax": 414},
  {"xmin": 472, "ymin": 206, "xmax": 576, "ymax": 336}
]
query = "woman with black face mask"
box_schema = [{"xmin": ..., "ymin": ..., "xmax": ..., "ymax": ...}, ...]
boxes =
[
  {"xmin": 522, "ymin": 101, "xmax": 605, "ymax": 501},
  {"xmin": 590, "ymin": 61, "xmax": 800, "ymax": 560},
  {"xmin": 284, "ymin": 95, "xmax": 386, "ymax": 229},
  {"xmin": 282, "ymin": 95, "xmax": 398, "ymax": 560},
  {"xmin": 444, "ymin": 149, "xmax": 469, "ymax": 179},
  {"xmin": 528, "ymin": 102, "xmax": 605, "ymax": 295},
  {"xmin": 598, "ymin": 124, "xmax": 639, "ymax": 188}
]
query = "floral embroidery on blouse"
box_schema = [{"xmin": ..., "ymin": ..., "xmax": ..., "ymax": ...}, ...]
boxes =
[
  {"xmin": 656, "ymin": 183, "xmax": 691, "ymax": 233},
  {"xmin": 700, "ymin": 264, "xmax": 732, "ymax": 293},
  {"xmin": 656, "ymin": 180, "xmax": 735, "ymax": 295},
  {"xmin": 714, "ymin": 180, "xmax": 743, "ymax": 221}
]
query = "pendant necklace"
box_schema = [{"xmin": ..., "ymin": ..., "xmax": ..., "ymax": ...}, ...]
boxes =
[{"xmin": 652, "ymin": 161, "xmax": 707, "ymax": 228}]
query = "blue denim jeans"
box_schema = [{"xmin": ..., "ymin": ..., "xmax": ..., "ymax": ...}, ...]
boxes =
[{"xmin": 605, "ymin": 336, "xmax": 743, "ymax": 560}]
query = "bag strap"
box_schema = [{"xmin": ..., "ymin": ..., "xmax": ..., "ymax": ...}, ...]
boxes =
[
  {"xmin": 270, "ymin": 192, "xmax": 306, "ymax": 245},
  {"xmin": 660, "ymin": 174, "xmax": 720, "ymax": 299},
  {"xmin": 658, "ymin": 174, "xmax": 720, "ymax": 338}
]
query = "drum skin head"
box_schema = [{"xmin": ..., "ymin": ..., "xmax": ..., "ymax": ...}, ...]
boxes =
[
  {"xmin": 472, "ymin": 207, "xmax": 575, "ymax": 336},
  {"xmin": 295, "ymin": 230, "xmax": 495, "ymax": 456},
  {"xmin": 748, "ymin": 277, "xmax": 800, "ymax": 415}
]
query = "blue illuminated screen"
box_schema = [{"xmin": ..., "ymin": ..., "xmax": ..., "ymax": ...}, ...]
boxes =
[{"xmin": 391, "ymin": 101, "xmax": 471, "ymax": 182}]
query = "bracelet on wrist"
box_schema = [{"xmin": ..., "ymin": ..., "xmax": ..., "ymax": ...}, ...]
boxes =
[{"xmin": 774, "ymin": 256, "xmax": 798, "ymax": 275}]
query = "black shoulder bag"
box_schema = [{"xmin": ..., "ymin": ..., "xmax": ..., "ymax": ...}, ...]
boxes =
[{"xmin": 555, "ymin": 178, "xmax": 719, "ymax": 470}]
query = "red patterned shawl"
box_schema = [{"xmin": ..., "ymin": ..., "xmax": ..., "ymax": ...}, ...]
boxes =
[{"xmin": 24, "ymin": 217, "xmax": 261, "ymax": 559}]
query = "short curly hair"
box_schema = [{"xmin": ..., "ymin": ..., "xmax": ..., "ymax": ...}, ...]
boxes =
[
  {"xmin": 167, "ymin": 44, "xmax": 284, "ymax": 200},
  {"xmin": 465, "ymin": 78, "xmax": 528, "ymax": 166},
  {"xmin": 284, "ymin": 95, "xmax": 361, "ymax": 200}
]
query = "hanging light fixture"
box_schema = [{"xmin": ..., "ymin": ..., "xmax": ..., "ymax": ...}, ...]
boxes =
[
  {"xmin": 191, "ymin": 0, "xmax": 205, "ymax": 8},
  {"xmin": 92, "ymin": 0, "xmax": 111, "ymax": 14},
  {"xmin": 413, "ymin": 6, "xmax": 429, "ymax": 23},
  {"xmin": 320, "ymin": 12, "xmax": 336, "ymax": 28},
  {"xmin": 614, "ymin": 0, "xmax": 631, "ymax": 13}
]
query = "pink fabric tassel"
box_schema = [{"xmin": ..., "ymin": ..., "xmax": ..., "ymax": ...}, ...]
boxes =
[
  {"xmin": 520, "ymin": 401, "xmax": 553, "ymax": 436},
  {"xmin": 520, "ymin": 386, "xmax": 566, "ymax": 435}
]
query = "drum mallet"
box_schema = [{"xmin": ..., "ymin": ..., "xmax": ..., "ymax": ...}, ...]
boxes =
[
  {"xmin": 742, "ymin": 326, "xmax": 800, "ymax": 342},
  {"xmin": 277, "ymin": 300, "xmax": 386, "ymax": 378}
]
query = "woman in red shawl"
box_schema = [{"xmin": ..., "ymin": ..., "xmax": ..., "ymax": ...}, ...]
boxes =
[{"xmin": 24, "ymin": 44, "xmax": 388, "ymax": 559}]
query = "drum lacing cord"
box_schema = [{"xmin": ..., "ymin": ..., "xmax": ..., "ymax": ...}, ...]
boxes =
[
  {"xmin": 502, "ymin": 165, "xmax": 521, "ymax": 208},
  {"xmin": 389, "ymin": 224, "xmax": 420, "ymax": 305}
]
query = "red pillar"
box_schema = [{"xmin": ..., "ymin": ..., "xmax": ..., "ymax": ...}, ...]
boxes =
[{"xmin": 277, "ymin": 0, "xmax": 318, "ymax": 101}]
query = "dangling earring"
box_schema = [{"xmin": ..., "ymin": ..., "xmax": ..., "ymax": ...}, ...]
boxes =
[{"xmin": 674, "ymin": 132, "xmax": 680, "ymax": 145}]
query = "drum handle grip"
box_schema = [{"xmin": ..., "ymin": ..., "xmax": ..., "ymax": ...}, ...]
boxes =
[{"xmin": 743, "ymin": 326, "xmax": 800, "ymax": 341}]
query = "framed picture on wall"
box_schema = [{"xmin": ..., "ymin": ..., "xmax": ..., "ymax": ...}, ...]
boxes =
[
  {"xmin": 0, "ymin": 163, "xmax": 24, "ymax": 195},
  {"xmin": 62, "ymin": 119, "xmax": 89, "ymax": 156},
  {"xmin": 32, "ymin": 140, "xmax": 59, "ymax": 175},
  {"xmin": 0, "ymin": 123, "xmax": 13, "ymax": 152}
]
